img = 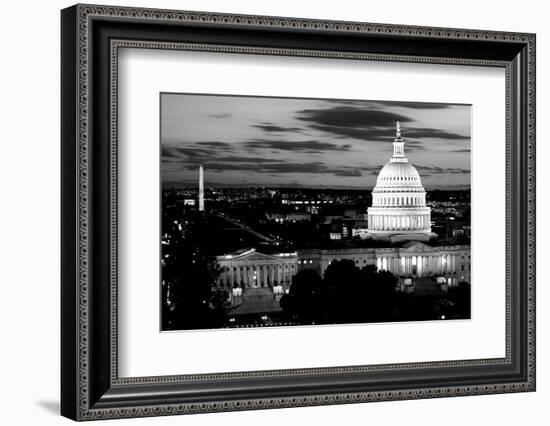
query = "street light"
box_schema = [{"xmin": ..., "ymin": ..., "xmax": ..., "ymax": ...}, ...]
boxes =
[{"xmin": 273, "ymin": 285, "xmax": 284, "ymax": 295}]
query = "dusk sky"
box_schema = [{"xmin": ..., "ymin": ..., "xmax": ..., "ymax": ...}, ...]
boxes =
[{"xmin": 161, "ymin": 93, "xmax": 471, "ymax": 189}]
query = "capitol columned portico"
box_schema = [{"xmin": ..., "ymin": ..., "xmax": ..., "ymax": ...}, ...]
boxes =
[
  {"xmin": 367, "ymin": 122, "xmax": 436, "ymax": 242},
  {"xmin": 216, "ymin": 248, "xmax": 298, "ymax": 289}
]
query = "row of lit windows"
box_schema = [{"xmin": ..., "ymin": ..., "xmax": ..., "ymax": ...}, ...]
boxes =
[
  {"xmin": 327, "ymin": 258, "xmax": 369, "ymax": 265},
  {"xmin": 381, "ymin": 175, "xmax": 417, "ymax": 182},
  {"xmin": 230, "ymin": 264, "xmax": 295, "ymax": 271},
  {"xmin": 217, "ymin": 280, "xmax": 288, "ymax": 288},
  {"xmin": 223, "ymin": 254, "xmax": 470, "ymax": 273},
  {"xmin": 376, "ymin": 195, "xmax": 424, "ymax": 206}
]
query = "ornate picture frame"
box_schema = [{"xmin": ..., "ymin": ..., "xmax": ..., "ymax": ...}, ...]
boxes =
[{"xmin": 61, "ymin": 4, "xmax": 535, "ymax": 421}]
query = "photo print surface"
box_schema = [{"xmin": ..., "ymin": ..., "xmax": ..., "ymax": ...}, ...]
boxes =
[{"xmin": 161, "ymin": 93, "xmax": 471, "ymax": 331}]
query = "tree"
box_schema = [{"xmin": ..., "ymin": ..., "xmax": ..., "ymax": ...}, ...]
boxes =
[
  {"xmin": 281, "ymin": 269, "xmax": 327, "ymax": 322},
  {"xmin": 323, "ymin": 259, "xmax": 364, "ymax": 322},
  {"xmin": 361, "ymin": 267, "xmax": 397, "ymax": 321},
  {"xmin": 161, "ymin": 211, "xmax": 224, "ymax": 330},
  {"xmin": 448, "ymin": 281, "xmax": 471, "ymax": 318},
  {"xmin": 281, "ymin": 260, "xmax": 401, "ymax": 324}
]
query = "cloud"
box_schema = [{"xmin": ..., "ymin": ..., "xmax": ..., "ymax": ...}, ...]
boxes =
[
  {"xmin": 333, "ymin": 168, "xmax": 363, "ymax": 177},
  {"xmin": 307, "ymin": 124, "xmax": 396, "ymax": 141},
  {"xmin": 162, "ymin": 137, "xmax": 353, "ymax": 161},
  {"xmin": 162, "ymin": 146, "xmax": 178, "ymax": 159},
  {"xmin": 162, "ymin": 146, "xmax": 213, "ymax": 160},
  {"xmin": 254, "ymin": 162, "xmax": 364, "ymax": 177},
  {"xmin": 209, "ymin": 113, "xmax": 232, "ymax": 119},
  {"xmin": 306, "ymin": 123, "xmax": 467, "ymax": 145},
  {"xmin": 416, "ymin": 165, "xmax": 470, "ymax": 175},
  {"xmin": 253, "ymin": 123, "xmax": 303, "ymax": 133},
  {"xmin": 405, "ymin": 128, "xmax": 470, "ymax": 140},
  {"xmin": 295, "ymin": 105, "xmax": 406, "ymax": 141},
  {"xmin": 162, "ymin": 143, "xmax": 364, "ymax": 177},
  {"xmin": 162, "ymin": 140, "xmax": 234, "ymax": 155},
  {"xmin": 401, "ymin": 139, "xmax": 426, "ymax": 150},
  {"xmin": 295, "ymin": 106, "xmax": 469, "ymax": 144},
  {"xmin": 369, "ymin": 100, "xmax": 463, "ymax": 110},
  {"xmin": 244, "ymin": 139, "xmax": 351, "ymax": 153},
  {"xmin": 217, "ymin": 156, "xmax": 275, "ymax": 163},
  {"xmin": 324, "ymin": 99, "xmax": 464, "ymax": 110},
  {"xmin": 198, "ymin": 141, "xmax": 234, "ymax": 148},
  {"xmin": 162, "ymin": 141, "xmax": 239, "ymax": 164},
  {"xmin": 172, "ymin": 159, "xmax": 364, "ymax": 178},
  {"xmin": 163, "ymin": 149, "xmax": 277, "ymax": 165},
  {"xmin": 298, "ymin": 106, "xmax": 412, "ymax": 129}
]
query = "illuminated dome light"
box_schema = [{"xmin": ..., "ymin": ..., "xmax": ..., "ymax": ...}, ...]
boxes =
[{"xmin": 366, "ymin": 121, "xmax": 437, "ymax": 242}]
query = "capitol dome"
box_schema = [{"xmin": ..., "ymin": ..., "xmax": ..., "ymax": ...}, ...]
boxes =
[
  {"xmin": 375, "ymin": 161, "xmax": 422, "ymax": 187},
  {"xmin": 366, "ymin": 122, "xmax": 436, "ymax": 242}
]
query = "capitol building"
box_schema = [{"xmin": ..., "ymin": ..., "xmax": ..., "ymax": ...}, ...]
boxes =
[
  {"xmin": 367, "ymin": 122, "xmax": 436, "ymax": 242},
  {"xmin": 209, "ymin": 122, "xmax": 470, "ymax": 310}
]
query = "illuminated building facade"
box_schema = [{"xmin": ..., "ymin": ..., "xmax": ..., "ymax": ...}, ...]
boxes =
[
  {"xmin": 367, "ymin": 122, "xmax": 436, "ymax": 242},
  {"xmin": 215, "ymin": 241, "xmax": 470, "ymax": 300}
]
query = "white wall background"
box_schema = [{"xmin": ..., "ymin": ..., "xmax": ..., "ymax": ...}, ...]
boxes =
[{"xmin": 0, "ymin": 0, "xmax": 546, "ymax": 424}]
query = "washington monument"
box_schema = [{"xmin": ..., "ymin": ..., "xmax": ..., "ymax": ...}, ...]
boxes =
[{"xmin": 198, "ymin": 164, "xmax": 204, "ymax": 211}]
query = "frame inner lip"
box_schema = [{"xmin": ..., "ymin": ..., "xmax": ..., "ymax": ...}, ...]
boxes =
[{"xmin": 109, "ymin": 39, "xmax": 512, "ymax": 384}]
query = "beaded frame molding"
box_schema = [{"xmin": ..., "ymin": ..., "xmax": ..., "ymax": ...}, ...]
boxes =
[{"xmin": 61, "ymin": 4, "xmax": 536, "ymax": 421}]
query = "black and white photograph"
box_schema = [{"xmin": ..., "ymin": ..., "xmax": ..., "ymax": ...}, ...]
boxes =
[{"xmin": 160, "ymin": 93, "xmax": 472, "ymax": 331}]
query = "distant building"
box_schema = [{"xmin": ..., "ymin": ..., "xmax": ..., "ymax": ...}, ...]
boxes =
[
  {"xmin": 216, "ymin": 248, "xmax": 298, "ymax": 290},
  {"xmin": 281, "ymin": 199, "xmax": 331, "ymax": 205},
  {"xmin": 319, "ymin": 215, "xmax": 345, "ymax": 225},
  {"xmin": 344, "ymin": 209, "xmax": 359, "ymax": 219},
  {"xmin": 367, "ymin": 122, "xmax": 436, "ymax": 242},
  {"xmin": 352, "ymin": 227, "xmax": 370, "ymax": 239},
  {"xmin": 266, "ymin": 212, "xmax": 312, "ymax": 222},
  {"xmin": 265, "ymin": 212, "xmax": 285, "ymax": 223},
  {"xmin": 286, "ymin": 212, "xmax": 311, "ymax": 222}
]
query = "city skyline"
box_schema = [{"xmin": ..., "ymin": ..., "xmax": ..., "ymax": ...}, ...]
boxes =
[{"xmin": 161, "ymin": 93, "xmax": 471, "ymax": 189}]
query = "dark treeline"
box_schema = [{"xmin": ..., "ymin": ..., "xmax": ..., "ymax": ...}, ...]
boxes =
[
  {"xmin": 162, "ymin": 211, "xmax": 228, "ymax": 331},
  {"xmin": 281, "ymin": 261, "xmax": 397, "ymax": 324},
  {"xmin": 281, "ymin": 260, "xmax": 471, "ymax": 325}
]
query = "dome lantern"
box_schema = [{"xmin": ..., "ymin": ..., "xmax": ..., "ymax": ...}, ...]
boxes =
[{"xmin": 392, "ymin": 121, "xmax": 406, "ymax": 161}]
